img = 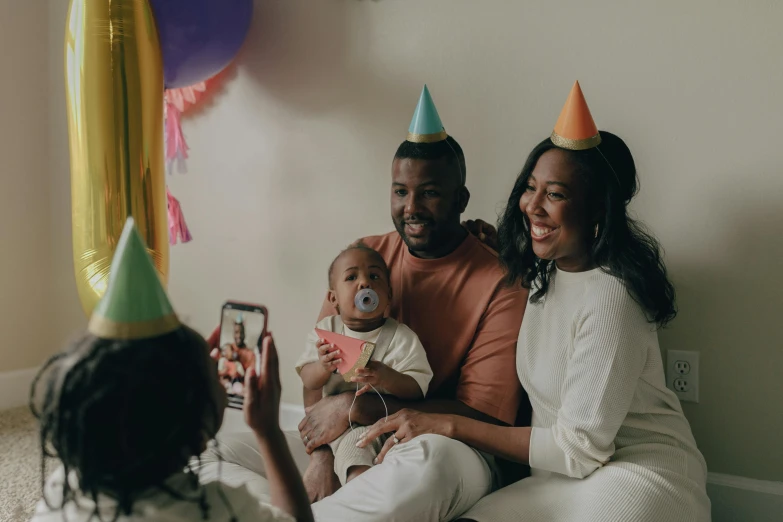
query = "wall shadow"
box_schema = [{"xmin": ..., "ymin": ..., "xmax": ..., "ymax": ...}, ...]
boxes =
[
  {"xmin": 239, "ymin": 0, "xmax": 415, "ymax": 130},
  {"xmin": 658, "ymin": 202, "xmax": 783, "ymax": 479}
]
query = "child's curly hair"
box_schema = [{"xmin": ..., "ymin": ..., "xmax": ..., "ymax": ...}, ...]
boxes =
[{"xmin": 29, "ymin": 326, "xmax": 230, "ymax": 521}]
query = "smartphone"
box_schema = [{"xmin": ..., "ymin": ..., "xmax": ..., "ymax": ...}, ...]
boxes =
[{"xmin": 212, "ymin": 301, "xmax": 268, "ymax": 409}]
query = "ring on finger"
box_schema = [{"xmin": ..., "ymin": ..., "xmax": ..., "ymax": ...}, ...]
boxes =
[
  {"xmin": 304, "ymin": 434, "xmax": 310, "ymax": 444},
  {"xmin": 392, "ymin": 436, "xmax": 400, "ymax": 444}
]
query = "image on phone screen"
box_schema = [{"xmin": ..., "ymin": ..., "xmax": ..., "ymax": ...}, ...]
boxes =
[{"xmin": 210, "ymin": 302, "xmax": 267, "ymax": 408}]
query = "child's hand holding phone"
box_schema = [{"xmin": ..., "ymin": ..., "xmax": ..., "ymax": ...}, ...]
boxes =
[{"xmin": 244, "ymin": 333, "xmax": 281, "ymax": 437}]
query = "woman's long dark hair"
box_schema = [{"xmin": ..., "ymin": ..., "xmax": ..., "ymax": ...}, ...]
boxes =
[
  {"xmin": 498, "ymin": 131, "xmax": 677, "ymax": 327},
  {"xmin": 29, "ymin": 326, "xmax": 230, "ymax": 521}
]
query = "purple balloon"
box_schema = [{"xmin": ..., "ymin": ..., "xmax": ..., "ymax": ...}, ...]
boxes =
[{"xmin": 150, "ymin": 0, "xmax": 254, "ymax": 89}]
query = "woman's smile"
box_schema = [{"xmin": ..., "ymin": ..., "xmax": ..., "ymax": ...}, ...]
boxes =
[{"xmin": 530, "ymin": 221, "xmax": 558, "ymax": 241}]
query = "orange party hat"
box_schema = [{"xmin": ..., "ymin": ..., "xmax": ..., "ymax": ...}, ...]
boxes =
[{"xmin": 551, "ymin": 81, "xmax": 601, "ymax": 150}]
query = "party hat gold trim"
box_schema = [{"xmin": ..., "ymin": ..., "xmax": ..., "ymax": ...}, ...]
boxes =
[
  {"xmin": 341, "ymin": 342, "xmax": 376, "ymax": 383},
  {"xmin": 406, "ymin": 130, "xmax": 449, "ymax": 143},
  {"xmin": 407, "ymin": 85, "xmax": 448, "ymax": 144},
  {"xmin": 550, "ymin": 132, "xmax": 602, "ymax": 150},
  {"xmin": 551, "ymin": 81, "xmax": 601, "ymax": 151},
  {"xmin": 88, "ymin": 312, "xmax": 181, "ymax": 341}
]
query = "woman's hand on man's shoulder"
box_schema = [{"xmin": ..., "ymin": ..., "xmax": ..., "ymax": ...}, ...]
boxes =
[{"xmin": 462, "ymin": 219, "xmax": 498, "ymax": 251}]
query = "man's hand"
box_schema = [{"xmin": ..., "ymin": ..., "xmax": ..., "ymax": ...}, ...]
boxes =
[
  {"xmin": 302, "ymin": 449, "xmax": 341, "ymax": 503},
  {"xmin": 462, "ymin": 219, "xmax": 498, "ymax": 251},
  {"xmin": 298, "ymin": 393, "xmax": 352, "ymax": 454},
  {"xmin": 351, "ymin": 361, "xmax": 393, "ymax": 396}
]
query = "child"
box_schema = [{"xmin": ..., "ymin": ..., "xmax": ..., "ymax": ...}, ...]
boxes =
[
  {"xmin": 295, "ymin": 243, "xmax": 433, "ymax": 486},
  {"xmin": 30, "ymin": 218, "xmax": 312, "ymax": 522},
  {"xmin": 216, "ymin": 344, "xmax": 245, "ymax": 392},
  {"xmin": 212, "ymin": 314, "xmax": 254, "ymax": 369},
  {"xmin": 230, "ymin": 314, "xmax": 256, "ymax": 370}
]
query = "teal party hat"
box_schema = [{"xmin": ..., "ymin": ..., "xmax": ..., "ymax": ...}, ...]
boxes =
[
  {"xmin": 87, "ymin": 218, "xmax": 180, "ymax": 340},
  {"xmin": 407, "ymin": 84, "xmax": 448, "ymax": 143}
]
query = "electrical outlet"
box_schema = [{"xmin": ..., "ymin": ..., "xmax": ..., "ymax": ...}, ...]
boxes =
[{"xmin": 667, "ymin": 350, "xmax": 699, "ymax": 403}]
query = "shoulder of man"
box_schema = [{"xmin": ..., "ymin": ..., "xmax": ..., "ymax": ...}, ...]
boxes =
[
  {"xmin": 462, "ymin": 234, "xmax": 508, "ymax": 280},
  {"xmin": 358, "ymin": 231, "xmax": 502, "ymax": 264},
  {"xmin": 355, "ymin": 231, "xmax": 402, "ymax": 253},
  {"xmin": 355, "ymin": 232, "xmax": 514, "ymax": 293},
  {"xmin": 473, "ymin": 235, "xmax": 501, "ymax": 259},
  {"xmin": 462, "ymin": 236, "xmax": 530, "ymax": 313}
]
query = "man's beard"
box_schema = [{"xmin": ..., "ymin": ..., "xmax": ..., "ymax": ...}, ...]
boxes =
[
  {"xmin": 392, "ymin": 201, "xmax": 461, "ymax": 252},
  {"xmin": 394, "ymin": 208, "xmax": 461, "ymax": 254}
]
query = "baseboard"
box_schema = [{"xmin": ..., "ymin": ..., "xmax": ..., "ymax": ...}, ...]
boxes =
[
  {"xmin": 219, "ymin": 402, "xmax": 305, "ymax": 435},
  {"xmin": 0, "ymin": 367, "xmax": 38, "ymax": 411},
  {"xmin": 279, "ymin": 402, "xmax": 305, "ymax": 429},
  {"xmin": 707, "ymin": 472, "xmax": 783, "ymax": 522}
]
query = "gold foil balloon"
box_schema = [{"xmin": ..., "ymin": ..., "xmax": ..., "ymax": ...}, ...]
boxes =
[{"xmin": 65, "ymin": 0, "xmax": 168, "ymax": 316}]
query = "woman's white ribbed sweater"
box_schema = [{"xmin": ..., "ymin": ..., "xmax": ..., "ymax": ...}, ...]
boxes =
[{"xmin": 463, "ymin": 268, "xmax": 711, "ymax": 522}]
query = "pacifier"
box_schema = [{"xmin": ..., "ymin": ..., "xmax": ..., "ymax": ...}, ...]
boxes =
[{"xmin": 354, "ymin": 288, "xmax": 380, "ymax": 313}]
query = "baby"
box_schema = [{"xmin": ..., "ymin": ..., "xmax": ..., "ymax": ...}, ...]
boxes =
[
  {"xmin": 216, "ymin": 344, "xmax": 245, "ymax": 393},
  {"xmin": 296, "ymin": 243, "xmax": 432, "ymax": 485}
]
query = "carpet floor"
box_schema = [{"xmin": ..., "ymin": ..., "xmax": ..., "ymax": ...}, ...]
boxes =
[{"xmin": 0, "ymin": 407, "xmax": 55, "ymax": 522}]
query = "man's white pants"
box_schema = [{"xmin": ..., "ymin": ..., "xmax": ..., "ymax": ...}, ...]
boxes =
[{"xmin": 197, "ymin": 430, "xmax": 494, "ymax": 522}]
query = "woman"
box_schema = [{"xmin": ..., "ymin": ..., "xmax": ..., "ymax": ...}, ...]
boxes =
[
  {"xmin": 29, "ymin": 218, "xmax": 312, "ymax": 522},
  {"xmin": 357, "ymin": 84, "xmax": 710, "ymax": 521}
]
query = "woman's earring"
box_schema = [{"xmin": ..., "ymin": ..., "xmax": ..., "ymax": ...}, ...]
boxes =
[{"xmin": 594, "ymin": 223, "xmax": 600, "ymax": 239}]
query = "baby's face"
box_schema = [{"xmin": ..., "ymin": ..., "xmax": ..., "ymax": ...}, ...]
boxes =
[
  {"xmin": 221, "ymin": 345, "xmax": 234, "ymax": 359},
  {"xmin": 330, "ymin": 249, "xmax": 390, "ymax": 321}
]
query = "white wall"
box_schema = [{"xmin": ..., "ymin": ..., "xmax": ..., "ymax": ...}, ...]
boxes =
[
  {"xmin": 48, "ymin": 0, "xmax": 88, "ymax": 360},
  {"xmin": 0, "ymin": 2, "xmax": 55, "ymax": 372},
  {"xmin": 43, "ymin": 0, "xmax": 783, "ymax": 483}
]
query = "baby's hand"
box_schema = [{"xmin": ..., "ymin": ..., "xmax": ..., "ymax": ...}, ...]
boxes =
[
  {"xmin": 351, "ymin": 361, "xmax": 392, "ymax": 396},
  {"xmin": 316, "ymin": 339, "xmax": 342, "ymax": 374}
]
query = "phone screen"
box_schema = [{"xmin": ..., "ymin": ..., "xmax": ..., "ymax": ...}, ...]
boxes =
[{"xmin": 211, "ymin": 301, "xmax": 268, "ymax": 409}]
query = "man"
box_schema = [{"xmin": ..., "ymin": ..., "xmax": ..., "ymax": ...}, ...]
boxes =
[
  {"xmin": 295, "ymin": 85, "xmax": 528, "ymax": 520},
  {"xmin": 201, "ymin": 86, "xmax": 528, "ymax": 521},
  {"xmin": 211, "ymin": 314, "xmax": 254, "ymax": 391},
  {"xmin": 228, "ymin": 314, "xmax": 255, "ymax": 371}
]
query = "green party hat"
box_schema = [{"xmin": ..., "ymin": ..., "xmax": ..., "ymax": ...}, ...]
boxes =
[
  {"xmin": 87, "ymin": 217, "xmax": 180, "ymax": 340},
  {"xmin": 407, "ymin": 84, "xmax": 448, "ymax": 143}
]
